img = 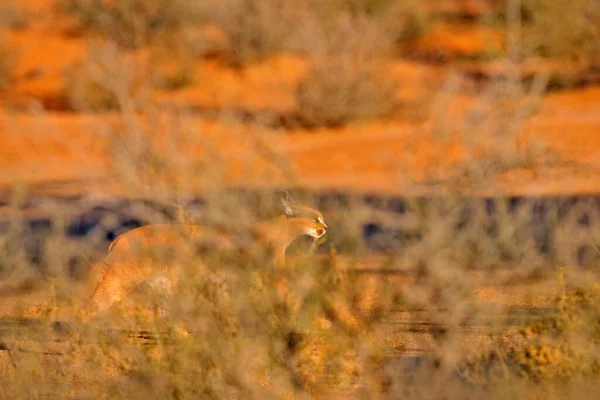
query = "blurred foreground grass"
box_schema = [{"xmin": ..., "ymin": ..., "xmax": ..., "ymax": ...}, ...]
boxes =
[{"xmin": 1, "ymin": 0, "xmax": 600, "ymax": 398}]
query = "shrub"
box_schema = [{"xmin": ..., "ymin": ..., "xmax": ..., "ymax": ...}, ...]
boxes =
[
  {"xmin": 295, "ymin": 14, "xmax": 398, "ymax": 127},
  {"xmin": 56, "ymin": 0, "xmax": 201, "ymax": 49},
  {"xmin": 0, "ymin": 3, "xmax": 27, "ymax": 29},
  {"xmin": 522, "ymin": 0, "xmax": 599, "ymax": 61},
  {"xmin": 59, "ymin": 0, "xmax": 208, "ymax": 91},
  {"xmin": 64, "ymin": 43, "xmax": 149, "ymax": 111},
  {"xmin": 460, "ymin": 281, "xmax": 600, "ymax": 384},
  {"xmin": 198, "ymin": 0, "xmax": 305, "ymax": 66},
  {"xmin": 0, "ymin": 36, "xmax": 15, "ymax": 90},
  {"xmin": 198, "ymin": 0, "xmax": 424, "ymax": 67},
  {"xmin": 148, "ymin": 37, "xmax": 196, "ymax": 91},
  {"xmin": 307, "ymin": 0, "xmax": 425, "ymax": 43}
]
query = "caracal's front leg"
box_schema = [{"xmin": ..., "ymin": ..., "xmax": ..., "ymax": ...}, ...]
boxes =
[{"xmin": 79, "ymin": 262, "xmax": 148, "ymax": 321}]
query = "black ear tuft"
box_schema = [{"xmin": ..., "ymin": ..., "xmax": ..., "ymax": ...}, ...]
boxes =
[
  {"xmin": 282, "ymin": 202, "xmax": 294, "ymax": 216},
  {"xmin": 276, "ymin": 190, "xmax": 293, "ymax": 202},
  {"xmin": 277, "ymin": 190, "xmax": 297, "ymax": 216}
]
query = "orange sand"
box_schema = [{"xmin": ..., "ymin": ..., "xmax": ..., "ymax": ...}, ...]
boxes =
[{"xmin": 0, "ymin": 0, "xmax": 599, "ymax": 198}]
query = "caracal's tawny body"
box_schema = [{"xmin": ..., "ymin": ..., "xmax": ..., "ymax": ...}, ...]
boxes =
[{"xmin": 79, "ymin": 193, "xmax": 328, "ymax": 321}]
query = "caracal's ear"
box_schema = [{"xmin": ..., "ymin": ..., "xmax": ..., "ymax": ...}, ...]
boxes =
[{"xmin": 277, "ymin": 190, "xmax": 298, "ymax": 216}]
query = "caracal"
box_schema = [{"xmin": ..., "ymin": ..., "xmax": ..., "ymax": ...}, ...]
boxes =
[{"xmin": 78, "ymin": 191, "xmax": 328, "ymax": 321}]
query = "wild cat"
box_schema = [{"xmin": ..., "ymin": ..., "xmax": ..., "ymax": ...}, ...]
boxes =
[{"xmin": 78, "ymin": 191, "xmax": 328, "ymax": 321}]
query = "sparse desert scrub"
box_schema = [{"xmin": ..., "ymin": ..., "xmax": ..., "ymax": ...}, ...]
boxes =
[
  {"xmin": 59, "ymin": 0, "xmax": 306, "ymax": 67},
  {"xmin": 458, "ymin": 76, "xmax": 551, "ymax": 182},
  {"xmin": 0, "ymin": 5, "xmax": 21, "ymax": 90},
  {"xmin": 3, "ymin": 95, "xmax": 597, "ymax": 397},
  {"xmin": 292, "ymin": 0, "xmax": 425, "ymax": 127},
  {"xmin": 402, "ymin": 67, "xmax": 552, "ymax": 191},
  {"xmin": 2, "ymin": 185, "xmax": 600, "ymax": 398},
  {"xmin": 3, "ymin": 4, "xmax": 600, "ymax": 397},
  {"xmin": 148, "ymin": 39, "xmax": 196, "ymax": 91},
  {"xmin": 295, "ymin": 14, "xmax": 398, "ymax": 127},
  {"xmin": 521, "ymin": 0, "xmax": 600, "ymax": 63},
  {"xmin": 197, "ymin": 0, "xmax": 308, "ymax": 67},
  {"xmin": 0, "ymin": 3, "xmax": 27, "ymax": 30},
  {"xmin": 0, "ymin": 35, "xmax": 16, "ymax": 90},
  {"xmin": 196, "ymin": 0, "xmax": 424, "ymax": 67},
  {"xmin": 485, "ymin": 0, "xmax": 600, "ymax": 63},
  {"xmin": 0, "ymin": 189, "xmax": 399, "ymax": 398},
  {"xmin": 57, "ymin": 0, "xmax": 208, "ymax": 92},
  {"xmin": 64, "ymin": 42, "xmax": 150, "ymax": 111},
  {"xmin": 459, "ymin": 280, "xmax": 600, "ymax": 387},
  {"xmin": 64, "ymin": 63, "xmax": 120, "ymax": 111},
  {"xmin": 56, "ymin": 0, "xmax": 202, "ymax": 50},
  {"xmin": 307, "ymin": 0, "xmax": 426, "ymax": 43},
  {"xmin": 4, "ymin": 56, "xmax": 600, "ymax": 398},
  {"xmin": 295, "ymin": 58, "xmax": 398, "ymax": 128}
]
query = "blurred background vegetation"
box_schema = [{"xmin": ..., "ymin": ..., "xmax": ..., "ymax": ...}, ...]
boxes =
[{"xmin": 1, "ymin": 0, "xmax": 600, "ymax": 398}]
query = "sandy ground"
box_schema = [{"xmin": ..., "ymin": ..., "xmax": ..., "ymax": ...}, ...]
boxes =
[
  {"xmin": 0, "ymin": 0, "xmax": 599, "ymax": 198},
  {"xmin": 0, "ymin": 0, "xmax": 597, "ymax": 389},
  {"xmin": 0, "ymin": 268, "xmax": 562, "ymax": 392},
  {"xmin": 0, "ymin": 255, "xmax": 563, "ymax": 359}
]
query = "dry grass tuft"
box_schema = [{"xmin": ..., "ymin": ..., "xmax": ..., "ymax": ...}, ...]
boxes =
[
  {"xmin": 0, "ymin": 35, "xmax": 16, "ymax": 90},
  {"xmin": 63, "ymin": 43, "xmax": 150, "ymax": 111},
  {"xmin": 460, "ymin": 280, "xmax": 600, "ymax": 385},
  {"xmin": 56, "ymin": 0, "xmax": 201, "ymax": 49},
  {"xmin": 295, "ymin": 14, "xmax": 398, "ymax": 127},
  {"xmin": 0, "ymin": 3, "xmax": 28, "ymax": 30},
  {"xmin": 522, "ymin": 0, "xmax": 600, "ymax": 62},
  {"xmin": 3, "ymin": 1, "xmax": 600, "ymax": 398},
  {"xmin": 198, "ymin": 0, "xmax": 306, "ymax": 67},
  {"xmin": 308, "ymin": 0, "xmax": 425, "ymax": 43}
]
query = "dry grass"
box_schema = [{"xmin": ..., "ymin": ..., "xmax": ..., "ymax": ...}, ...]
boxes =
[
  {"xmin": 292, "ymin": 0, "xmax": 424, "ymax": 126},
  {"xmin": 0, "ymin": 3, "xmax": 27, "ymax": 30},
  {"xmin": 521, "ymin": 0, "xmax": 599, "ymax": 61},
  {"xmin": 0, "ymin": 4, "xmax": 20, "ymax": 92},
  {"xmin": 56, "ymin": 0, "xmax": 201, "ymax": 49},
  {"xmin": 296, "ymin": 61, "xmax": 397, "ymax": 128},
  {"xmin": 307, "ymin": 0, "xmax": 425, "ymax": 43},
  {"xmin": 2, "ymin": 1, "xmax": 600, "ymax": 398},
  {"xmin": 63, "ymin": 42, "xmax": 150, "ymax": 111},
  {"xmin": 485, "ymin": 0, "xmax": 600, "ymax": 63},
  {"xmin": 295, "ymin": 14, "xmax": 398, "ymax": 127},
  {"xmin": 1, "ymin": 175, "xmax": 600, "ymax": 398},
  {"xmin": 460, "ymin": 278, "xmax": 600, "ymax": 386},
  {"xmin": 148, "ymin": 40, "xmax": 196, "ymax": 91},
  {"xmin": 169, "ymin": 0, "xmax": 423, "ymax": 68},
  {"xmin": 57, "ymin": 0, "xmax": 203, "ymax": 93},
  {"xmin": 198, "ymin": 0, "xmax": 306, "ymax": 67},
  {"xmin": 3, "ymin": 181, "xmax": 599, "ymax": 398},
  {"xmin": 0, "ymin": 35, "xmax": 15, "ymax": 90}
]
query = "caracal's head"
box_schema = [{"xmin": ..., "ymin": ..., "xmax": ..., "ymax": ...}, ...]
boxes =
[{"xmin": 279, "ymin": 190, "xmax": 328, "ymax": 239}]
